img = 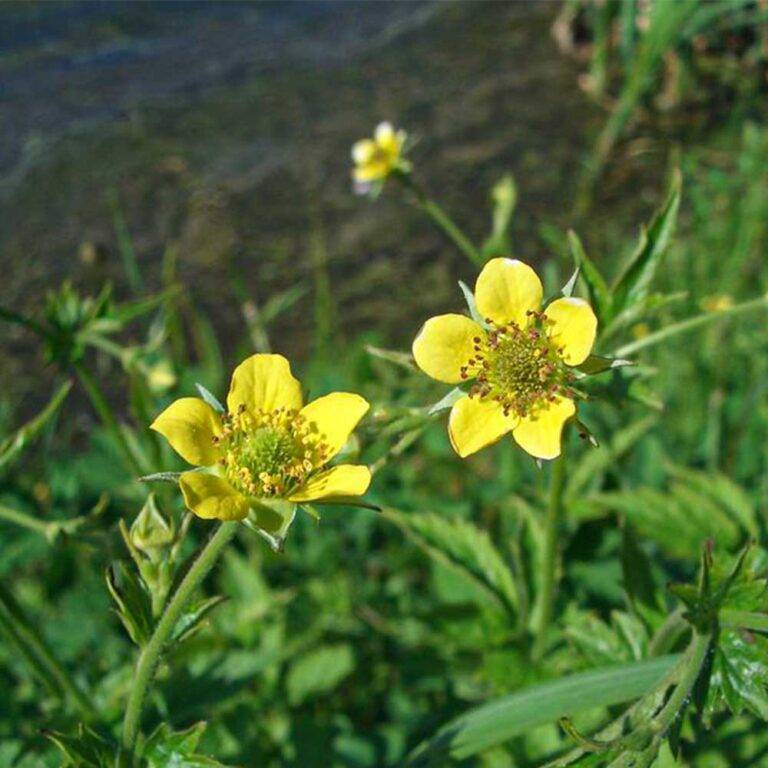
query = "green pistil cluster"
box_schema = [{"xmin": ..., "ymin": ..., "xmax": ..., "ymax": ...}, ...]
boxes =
[
  {"xmin": 460, "ymin": 311, "xmax": 575, "ymax": 419},
  {"xmin": 214, "ymin": 405, "xmax": 330, "ymax": 498}
]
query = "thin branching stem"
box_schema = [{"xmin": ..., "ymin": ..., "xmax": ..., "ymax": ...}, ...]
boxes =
[{"xmin": 397, "ymin": 174, "xmax": 484, "ymax": 267}]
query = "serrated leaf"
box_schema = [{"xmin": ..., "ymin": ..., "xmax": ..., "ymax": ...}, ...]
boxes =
[
  {"xmin": 383, "ymin": 508, "xmax": 519, "ymax": 619},
  {"xmin": 612, "ymin": 171, "xmax": 681, "ymax": 314},
  {"xmin": 286, "ymin": 643, "xmax": 355, "ymax": 705},
  {"xmin": 194, "ymin": 383, "xmax": 225, "ymax": 414}
]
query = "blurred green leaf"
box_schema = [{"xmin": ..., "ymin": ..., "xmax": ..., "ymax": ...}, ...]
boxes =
[
  {"xmin": 383, "ymin": 509, "xmax": 519, "ymax": 621},
  {"xmin": 286, "ymin": 643, "xmax": 355, "ymax": 705}
]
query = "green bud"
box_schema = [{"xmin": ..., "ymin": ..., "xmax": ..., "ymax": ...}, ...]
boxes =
[{"xmin": 130, "ymin": 494, "xmax": 175, "ymax": 561}]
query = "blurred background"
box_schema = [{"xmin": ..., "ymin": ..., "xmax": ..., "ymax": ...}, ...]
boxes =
[{"xmin": 1, "ymin": 2, "xmax": 767, "ymax": 767}]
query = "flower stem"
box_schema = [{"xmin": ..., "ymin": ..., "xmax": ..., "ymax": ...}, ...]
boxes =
[
  {"xmin": 615, "ymin": 295, "xmax": 768, "ymax": 357},
  {"xmin": 74, "ymin": 362, "xmax": 143, "ymax": 476},
  {"xmin": 397, "ymin": 174, "xmax": 484, "ymax": 267},
  {"xmin": 121, "ymin": 521, "xmax": 238, "ymax": 754},
  {"xmin": 533, "ymin": 449, "xmax": 567, "ymax": 660}
]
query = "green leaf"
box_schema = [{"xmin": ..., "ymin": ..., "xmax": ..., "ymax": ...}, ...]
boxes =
[
  {"xmin": 105, "ymin": 562, "xmax": 154, "ymax": 646},
  {"xmin": 611, "ymin": 171, "xmax": 682, "ymax": 314},
  {"xmin": 0, "ymin": 380, "xmax": 72, "ymax": 472},
  {"xmin": 575, "ymin": 356, "xmax": 635, "ymax": 376},
  {"xmin": 171, "ymin": 595, "xmax": 227, "ymax": 645},
  {"xmin": 286, "ymin": 643, "xmax": 356, "ymax": 705},
  {"xmin": 567, "ymin": 230, "xmax": 612, "ymax": 322},
  {"xmin": 404, "ymin": 655, "xmax": 679, "ymax": 765},
  {"xmin": 44, "ymin": 725, "xmax": 114, "ymax": 768},
  {"xmin": 708, "ymin": 629, "xmax": 768, "ymax": 720},
  {"xmin": 383, "ymin": 509, "xmax": 519, "ymax": 620}
]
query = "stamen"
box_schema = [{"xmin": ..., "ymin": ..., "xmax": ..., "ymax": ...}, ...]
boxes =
[
  {"xmin": 463, "ymin": 316, "xmax": 573, "ymax": 419},
  {"xmin": 217, "ymin": 406, "xmax": 330, "ymax": 498}
]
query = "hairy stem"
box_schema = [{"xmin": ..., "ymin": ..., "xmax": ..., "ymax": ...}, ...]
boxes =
[
  {"xmin": 121, "ymin": 521, "xmax": 238, "ymax": 754},
  {"xmin": 533, "ymin": 450, "xmax": 567, "ymax": 660}
]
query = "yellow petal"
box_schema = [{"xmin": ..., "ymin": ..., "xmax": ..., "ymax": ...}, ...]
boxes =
[
  {"xmin": 352, "ymin": 138, "xmax": 376, "ymax": 164},
  {"xmin": 300, "ymin": 392, "xmax": 370, "ymax": 461},
  {"xmin": 150, "ymin": 397, "xmax": 221, "ymax": 466},
  {"xmin": 512, "ymin": 397, "xmax": 575, "ymax": 460},
  {"xmin": 226, "ymin": 354, "xmax": 303, "ymax": 416},
  {"xmin": 179, "ymin": 471, "xmax": 249, "ymax": 521},
  {"xmin": 289, "ymin": 465, "xmax": 371, "ymax": 502},
  {"xmin": 412, "ymin": 313, "xmax": 483, "ymax": 384},
  {"xmin": 448, "ymin": 395, "xmax": 516, "ymax": 458},
  {"xmin": 475, "ymin": 258, "xmax": 543, "ymax": 328},
  {"xmin": 544, "ymin": 297, "xmax": 598, "ymax": 366},
  {"xmin": 374, "ymin": 121, "xmax": 396, "ymax": 150},
  {"xmin": 353, "ymin": 161, "xmax": 389, "ymax": 183}
]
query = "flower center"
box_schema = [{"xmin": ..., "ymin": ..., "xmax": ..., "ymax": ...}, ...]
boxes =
[
  {"xmin": 461, "ymin": 312, "xmax": 575, "ymax": 419},
  {"xmin": 215, "ymin": 407, "xmax": 330, "ymax": 498}
]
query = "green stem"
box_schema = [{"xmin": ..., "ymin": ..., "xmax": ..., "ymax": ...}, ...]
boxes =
[
  {"xmin": 648, "ymin": 608, "xmax": 689, "ymax": 657},
  {"xmin": 615, "ymin": 295, "xmax": 768, "ymax": 357},
  {"xmin": 121, "ymin": 521, "xmax": 238, "ymax": 754},
  {"xmin": 74, "ymin": 362, "xmax": 143, "ymax": 476},
  {"xmin": 651, "ymin": 631, "xmax": 711, "ymax": 734},
  {"xmin": 533, "ymin": 449, "xmax": 567, "ymax": 660},
  {"xmin": 0, "ymin": 583, "xmax": 96, "ymax": 719},
  {"xmin": 0, "ymin": 503, "xmax": 52, "ymax": 537},
  {"xmin": 397, "ymin": 174, "xmax": 483, "ymax": 267}
]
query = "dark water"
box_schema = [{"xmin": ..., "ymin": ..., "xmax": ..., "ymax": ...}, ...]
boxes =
[{"xmin": 0, "ymin": 1, "xmax": 658, "ymax": 403}]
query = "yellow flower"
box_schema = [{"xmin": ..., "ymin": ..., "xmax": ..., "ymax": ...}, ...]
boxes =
[
  {"xmin": 151, "ymin": 354, "xmax": 371, "ymax": 521},
  {"xmin": 351, "ymin": 122, "xmax": 408, "ymax": 185},
  {"xmin": 700, "ymin": 294, "xmax": 734, "ymax": 313},
  {"xmin": 412, "ymin": 258, "xmax": 597, "ymax": 460}
]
